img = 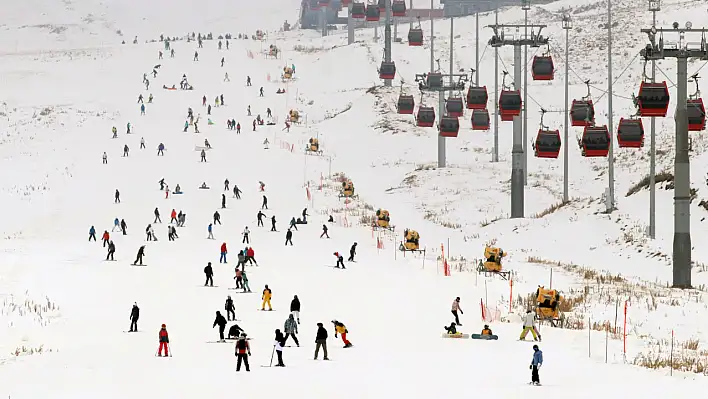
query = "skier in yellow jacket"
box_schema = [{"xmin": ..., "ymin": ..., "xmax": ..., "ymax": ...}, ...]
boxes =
[
  {"xmin": 261, "ymin": 284, "xmax": 273, "ymax": 310},
  {"xmin": 332, "ymin": 320, "xmax": 352, "ymax": 348}
]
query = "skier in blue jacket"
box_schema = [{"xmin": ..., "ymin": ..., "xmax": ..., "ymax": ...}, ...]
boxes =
[
  {"xmin": 89, "ymin": 226, "xmax": 96, "ymax": 241},
  {"xmin": 530, "ymin": 344, "xmax": 543, "ymax": 385}
]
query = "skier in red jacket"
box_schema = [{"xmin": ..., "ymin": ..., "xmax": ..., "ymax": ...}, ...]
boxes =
[
  {"xmin": 220, "ymin": 242, "xmax": 228, "ymax": 263},
  {"xmin": 158, "ymin": 324, "xmax": 169, "ymax": 356}
]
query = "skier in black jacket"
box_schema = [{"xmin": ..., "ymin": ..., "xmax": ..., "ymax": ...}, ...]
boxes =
[
  {"xmin": 204, "ymin": 262, "xmax": 214, "ymax": 286},
  {"xmin": 129, "ymin": 302, "xmax": 139, "ymax": 332},
  {"xmin": 314, "ymin": 322, "xmax": 329, "ymax": 360},
  {"xmin": 221, "ymin": 193, "xmax": 226, "ymax": 209},
  {"xmin": 213, "ymin": 311, "xmax": 227, "ymax": 341},
  {"xmin": 285, "ymin": 229, "xmax": 293, "ymax": 246},
  {"xmin": 262, "ymin": 195, "xmax": 268, "ymax": 209},
  {"xmin": 257, "ymin": 211, "xmax": 265, "ymax": 227},
  {"xmin": 132, "ymin": 245, "xmax": 145, "ymax": 265},
  {"xmin": 348, "ymin": 242, "xmax": 357, "ymax": 261},
  {"xmin": 271, "ymin": 215, "xmax": 276, "ymax": 231},
  {"xmin": 225, "ymin": 295, "xmax": 235, "ymax": 321},
  {"xmin": 290, "ymin": 295, "xmax": 301, "ymax": 323},
  {"xmin": 106, "ymin": 240, "xmax": 116, "ymax": 260},
  {"xmin": 213, "ymin": 211, "xmax": 221, "ymax": 225}
]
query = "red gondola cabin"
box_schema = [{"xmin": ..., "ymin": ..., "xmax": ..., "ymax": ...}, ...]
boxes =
[
  {"xmin": 687, "ymin": 99, "xmax": 706, "ymax": 131},
  {"xmin": 534, "ymin": 129, "xmax": 561, "ymax": 158},
  {"xmin": 636, "ymin": 81, "xmax": 670, "ymax": 117},
  {"xmin": 531, "ymin": 56, "xmax": 555, "ymax": 81},
  {"xmin": 379, "ymin": 61, "xmax": 396, "ymax": 80},
  {"xmin": 570, "ymin": 100, "xmax": 595, "ymax": 127},
  {"xmin": 416, "ymin": 107, "xmax": 435, "ymax": 127},
  {"xmin": 445, "ymin": 97, "xmax": 464, "ymax": 117},
  {"xmin": 439, "ymin": 116, "xmax": 460, "ymax": 137},
  {"xmin": 580, "ymin": 126, "xmax": 610, "ymax": 157},
  {"xmin": 351, "ymin": 2, "xmax": 365, "ymax": 18},
  {"xmin": 392, "ymin": 0, "xmax": 406, "ymax": 16},
  {"xmin": 471, "ymin": 109, "xmax": 490, "ymax": 130},
  {"xmin": 616, "ymin": 118, "xmax": 644, "ymax": 148},
  {"xmin": 499, "ymin": 90, "xmax": 522, "ymax": 121},
  {"xmin": 466, "ymin": 86, "xmax": 488, "ymax": 110},
  {"xmin": 366, "ymin": 4, "xmax": 380, "ymax": 21},
  {"xmin": 397, "ymin": 95, "xmax": 415, "ymax": 115},
  {"xmin": 408, "ymin": 28, "xmax": 423, "ymax": 46}
]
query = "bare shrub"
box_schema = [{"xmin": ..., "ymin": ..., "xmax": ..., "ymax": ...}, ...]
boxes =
[
  {"xmin": 626, "ymin": 171, "xmax": 673, "ymax": 197},
  {"xmin": 532, "ymin": 200, "xmax": 571, "ymax": 219}
]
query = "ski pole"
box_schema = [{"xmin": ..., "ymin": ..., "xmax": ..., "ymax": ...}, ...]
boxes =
[{"xmin": 268, "ymin": 345, "xmax": 275, "ymax": 367}]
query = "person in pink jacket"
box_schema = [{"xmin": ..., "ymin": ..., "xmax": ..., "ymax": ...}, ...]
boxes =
[{"xmin": 451, "ymin": 297, "xmax": 463, "ymax": 325}]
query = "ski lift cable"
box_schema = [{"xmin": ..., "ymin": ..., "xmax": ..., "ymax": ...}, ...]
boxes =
[{"xmin": 546, "ymin": 41, "xmax": 638, "ymax": 102}]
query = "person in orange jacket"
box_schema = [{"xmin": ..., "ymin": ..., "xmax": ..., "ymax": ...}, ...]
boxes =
[
  {"xmin": 170, "ymin": 209, "xmax": 177, "ymax": 224},
  {"xmin": 332, "ymin": 320, "xmax": 352, "ymax": 348},
  {"xmin": 101, "ymin": 230, "xmax": 110, "ymax": 247},
  {"xmin": 158, "ymin": 324, "xmax": 170, "ymax": 356},
  {"xmin": 261, "ymin": 284, "xmax": 273, "ymax": 310}
]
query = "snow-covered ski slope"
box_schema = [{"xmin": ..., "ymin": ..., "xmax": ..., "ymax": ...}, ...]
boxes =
[{"xmin": 2, "ymin": 0, "xmax": 708, "ymax": 396}]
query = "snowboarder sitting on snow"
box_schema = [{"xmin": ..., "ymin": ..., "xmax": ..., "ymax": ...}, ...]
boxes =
[
  {"xmin": 481, "ymin": 325, "xmax": 493, "ymax": 336},
  {"xmin": 332, "ymin": 320, "xmax": 352, "ymax": 348},
  {"xmin": 200, "ymin": 182, "xmax": 209, "ymax": 189},
  {"xmin": 228, "ymin": 324, "xmax": 245, "ymax": 339},
  {"xmin": 173, "ymin": 184, "xmax": 182, "ymax": 194},
  {"xmin": 444, "ymin": 322, "xmax": 457, "ymax": 335}
]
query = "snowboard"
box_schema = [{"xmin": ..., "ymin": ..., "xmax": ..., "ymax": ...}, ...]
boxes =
[
  {"xmin": 131, "ymin": 264, "xmax": 147, "ymax": 267},
  {"xmin": 206, "ymin": 340, "xmax": 231, "ymax": 344},
  {"xmin": 442, "ymin": 333, "xmax": 470, "ymax": 339},
  {"xmin": 123, "ymin": 331, "xmax": 142, "ymax": 333},
  {"xmin": 471, "ymin": 334, "xmax": 498, "ymax": 340},
  {"xmin": 201, "ymin": 285, "xmax": 219, "ymax": 288},
  {"xmin": 257, "ymin": 309, "xmax": 275, "ymax": 311},
  {"xmin": 228, "ymin": 289, "xmax": 253, "ymax": 292}
]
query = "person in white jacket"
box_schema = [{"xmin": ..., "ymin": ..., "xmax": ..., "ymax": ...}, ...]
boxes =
[
  {"xmin": 520, "ymin": 310, "xmax": 541, "ymax": 341},
  {"xmin": 451, "ymin": 297, "xmax": 463, "ymax": 325},
  {"xmin": 273, "ymin": 329, "xmax": 285, "ymax": 367}
]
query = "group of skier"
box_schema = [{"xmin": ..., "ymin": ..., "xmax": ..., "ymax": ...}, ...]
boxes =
[{"xmin": 100, "ymin": 31, "xmax": 373, "ymax": 375}]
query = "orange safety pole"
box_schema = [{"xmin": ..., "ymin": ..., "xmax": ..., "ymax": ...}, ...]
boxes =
[
  {"xmin": 509, "ymin": 278, "xmax": 513, "ymax": 313},
  {"xmin": 623, "ymin": 300, "xmax": 628, "ymax": 356}
]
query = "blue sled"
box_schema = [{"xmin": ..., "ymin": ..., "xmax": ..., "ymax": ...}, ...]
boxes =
[{"xmin": 471, "ymin": 334, "xmax": 498, "ymax": 340}]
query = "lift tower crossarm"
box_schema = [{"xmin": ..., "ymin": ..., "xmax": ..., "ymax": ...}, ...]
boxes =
[{"xmin": 487, "ymin": 24, "xmax": 548, "ymax": 48}]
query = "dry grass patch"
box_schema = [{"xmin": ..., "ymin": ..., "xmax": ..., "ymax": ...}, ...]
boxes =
[
  {"xmin": 634, "ymin": 338, "xmax": 708, "ymax": 374},
  {"xmin": 531, "ymin": 200, "xmax": 571, "ymax": 219},
  {"xmin": 626, "ymin": 171, "xmax": 673, "ymax": 197}
]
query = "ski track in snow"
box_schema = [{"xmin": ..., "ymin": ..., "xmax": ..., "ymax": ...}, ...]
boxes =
[{"xmin": 1, "ymin": 0, "xmax": 708, "ymax": 396}]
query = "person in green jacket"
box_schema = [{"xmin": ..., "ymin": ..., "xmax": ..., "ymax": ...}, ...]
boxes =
[{"xmin": 241, "ymin": 270, "xmax": 252, "ymax": 293}]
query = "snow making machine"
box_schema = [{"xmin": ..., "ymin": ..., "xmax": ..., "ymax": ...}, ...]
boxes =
[
  {"xmin": 339, "ymin": 179, "xmax": 356, "ymax": 199},
  {"xmin": 282, "ymin": 66, "xmax": 294, "ymax": 81},
  {"xmin": 305, "ymin": 137, "xmax": 323, "ymax": 155},
  {"xmin": 374, "ymin": 209, "xmax": 393, "ymax": 230},
  {"xmin": 399, "ymin": 229, "xmax": 422, "ymax": 252},
  {"xmin": 477, "ymin": 245, "xmax": 510, "ymax": 280},
  {"xmin": 534, "ymin": 286, "xmax": 564, "ymax": 327},
  {"xmin": 289, "ymin": 109, "xmax": 302, "ymax": 124}
]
